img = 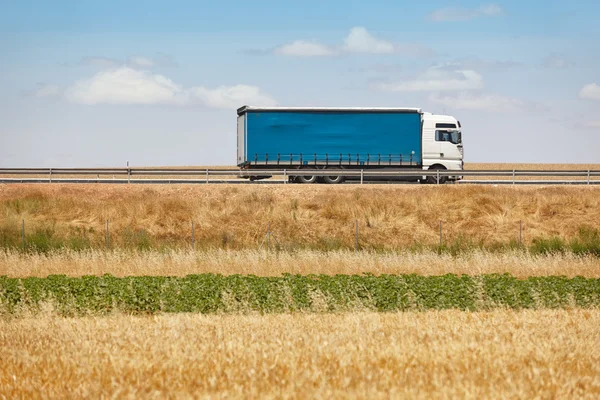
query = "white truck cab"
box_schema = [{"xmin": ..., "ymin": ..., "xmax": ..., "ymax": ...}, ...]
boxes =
[{"xmin": 421, "ymin": 112, "xmax": 464, "ymax": 183}]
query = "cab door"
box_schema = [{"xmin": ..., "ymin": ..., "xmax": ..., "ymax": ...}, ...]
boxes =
[{"xmin": 435, "ymin": 123, "xmax": 460, "ymax": 161}]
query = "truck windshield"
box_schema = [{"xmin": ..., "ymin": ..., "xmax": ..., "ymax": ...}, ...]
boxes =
[{"xmin": 436, "ymin": 130, "xmax": 462, "ymax": 145}]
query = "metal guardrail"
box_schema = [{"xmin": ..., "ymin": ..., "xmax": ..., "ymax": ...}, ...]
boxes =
[{"xmin": 0, "ymin": 168, "xmax": 599, "ymax": 185}]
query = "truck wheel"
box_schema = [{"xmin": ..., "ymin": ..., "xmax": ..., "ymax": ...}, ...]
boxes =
[
  {"xmin": 323, "ymin": 174, "xmax": 344, "ymax": 184},
  {"xmin": 426, "ymin": 165, "xmax": 447, "ymax": 184},
  {"xmin": 320, "ymin": 166, "xmax": 345, "ymax": 184},
  {"xmin": 297, "ymin": 175, "xmax": 318, "ymax": 184}
]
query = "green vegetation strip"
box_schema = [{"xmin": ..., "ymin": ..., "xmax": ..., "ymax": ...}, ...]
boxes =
[
  {"xmin": 2, "ymin": 225, "xmax": 600, "ymax": 256},
  {"xmin": 1, "ymin": 274, "xmax": 599, "ymax": 315}
]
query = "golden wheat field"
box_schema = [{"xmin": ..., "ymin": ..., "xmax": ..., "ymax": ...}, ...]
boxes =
[
  {"xmin": 2, "ymin": 248, "xmax": 599, "ymax": 278},
  {"xmin": 1, "ymin": 176, "xmax": 599, "ymax": 400},
  {"xmin": 1, "ymin": 310, "xmax": 599, "ymax": 399},
  {"xmin": 2, "ymin": 184, "xmax": 600, "ymax": 250}
]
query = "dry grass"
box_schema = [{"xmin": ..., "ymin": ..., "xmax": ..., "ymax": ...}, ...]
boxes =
[
  {"xmin": 2, "ymin": 184, "xmax": 600, "ymax": 250},
  {"xmin": 1, "ymin": 310, "xmax": 598, "ymax": 399},
  {"xmin": 2, "ymin": 248, "xmax": 599, "ymax": 278}
]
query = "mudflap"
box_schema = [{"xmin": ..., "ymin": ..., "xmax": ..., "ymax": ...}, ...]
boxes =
[{"xmin": 248, "ymin": 175, "xmax": 273, "ymax": 181}]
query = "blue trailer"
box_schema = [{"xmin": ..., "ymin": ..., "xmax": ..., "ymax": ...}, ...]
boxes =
[{"xmin": 236, "ymin": 106, "xmax": 464, "ymax": 183}]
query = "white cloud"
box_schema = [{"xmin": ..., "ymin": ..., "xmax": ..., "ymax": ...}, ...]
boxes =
[
  {"xmin": 579, "ymin": 83, "xmax": 600, "ymax": 101},
  {"xmin": 373, "ymin": 68, "xmax": 484, "ymax": 92},
  {"xmin": 271, "ymin": 27, "xmax": 432, "ymax": 57},
  {"xmin": 65, "ymin": 67, "xmax": 184, "ymax": 105},
  {"xmin": 428, "ymin": 4, "xmax": 503, "ymax": 22},
  {"xmin": 430, "ymin": 92, "xmax": 526, "ymax": 112},
  {"xmin": 274, "ymin": 40, "xmax": 335, "ymax": 57},
  {"xmin": 64, "ymin": 67, "xmax": 277, "ymax": 109},
  {"xmin": 192, "ymin": 85, "xmax": 278, "ymax": 109},
  {"xmin": 128, "ymin": 56, "xmax": 155, "ymax": 68},
  {"xmin": 342, "ymin": 27, "xmax": 394, "ymax": 54},
  {"xmin": 33, "ymin": 83, "xmax": 60, "ymax": 97}
]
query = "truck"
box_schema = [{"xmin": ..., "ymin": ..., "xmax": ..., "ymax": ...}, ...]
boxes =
[{"xmin": 236, "ymin": 106, "xmax": 463, "ymax": 184}]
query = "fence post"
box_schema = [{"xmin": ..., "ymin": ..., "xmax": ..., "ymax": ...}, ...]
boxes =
[
  {"xmin": 519, "ymin": 220, "xmax": 523, "ymax": 246},
  {"xmin": 21, "ymin": 219, "xmax": 25, "ymax": 249},
  {"xmin": 360, "ymin": 169, "xmax": 364, "ymax": 185},
  {"xmin": 439, "ymin": 220, "xmax": 443, "ymax": 246},
  {"xmin": 191, "ymin": 221, "xmax": 195, "ymax": 250},
  {"xmin": 587, "ymin": 170, "xmax": 591, "ymax": 185},
  {"xmin": 355, "ymin": 219, "xmax": 359, "ymax": 251},
  {"xmin": 105, "ymin": 219, "xmax": 109, "ymax": 248}
]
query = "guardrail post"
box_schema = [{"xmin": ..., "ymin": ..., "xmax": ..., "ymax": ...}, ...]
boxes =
[
  {"xmin": 283, "ymin": 169, "xmax": 287, "ymax": 184},
  {"xmin": 49, "ymin": 168, "xmax": 52, "ymax": 183},
  {"xmin": 436, "ymin": 169, "xmax": 440, "ymax": 185},
  {"xmin": 360, "ymin": 169, "xmax": 364, "ymax": 184},
  {"xmin": 512, "ymin": 169, "xmax": 515, "ymax": 185},
  {"xmin": 588, "ymin": 170, "xmax": 591, "ymax": 185},
  {"xmin": 206, "ymin": 169, "xmax": 209, "ymax": 184},
  {"xmin": 127, "ymin": 168, "xmax": 131, "ymax": 184}
]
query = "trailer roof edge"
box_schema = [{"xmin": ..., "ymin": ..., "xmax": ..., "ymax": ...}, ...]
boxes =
[{"xmin": 236, "ymin": 106, "xmax": 423, "ymax": 115}]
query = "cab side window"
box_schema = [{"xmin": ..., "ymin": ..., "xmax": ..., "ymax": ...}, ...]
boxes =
[
  {"xmin": 435, "ymin": 130, "xmax": 451, "ymax": 142},
  {"xmin": 435, "ymin": 130, "xmax": 461, "ymax": 145}
]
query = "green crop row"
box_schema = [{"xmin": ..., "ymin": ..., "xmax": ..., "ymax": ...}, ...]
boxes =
[{"xmin": 1, "ymin": 274, "xmax": 599, "ymax": 316}]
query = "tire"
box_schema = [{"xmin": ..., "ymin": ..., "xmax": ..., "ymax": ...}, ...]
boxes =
[
  {"xmin": 323, "ymin": 175, "xmax": 344, "ymax": 184},
  {"xmin": 323, "ymin": 173, "xmax": 345, "ymax": 184},
  {"xmin": 296, "ymin": 174, "xmax": 318, "ymax": 184},
  {"xmin": 319, "ymin": 166, "xmax": 345, "ymax": 184},
  {"xmin": 426, "ymin": 165, "xmax": 447, "ymax": 184}
]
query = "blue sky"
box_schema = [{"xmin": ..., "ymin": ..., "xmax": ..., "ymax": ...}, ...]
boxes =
[{"xmin": 2, "ymin": 0, "xmax": 600, "ymax": 166}]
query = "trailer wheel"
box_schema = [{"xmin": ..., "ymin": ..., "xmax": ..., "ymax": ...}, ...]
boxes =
[
  {"xmin": 426, "ymin": 165, "xmax": 447, "ymax": 184},
  {"xmin": 322, "ymin": 168, "xmax": 345, "ymax": 184},
  {"xmin": 323, "ymin": 175, "xmax": 344, "ymax": 184},
  {"xmin": 296, "ymin": 175, "xmax": 318, "ymax": 184}
]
